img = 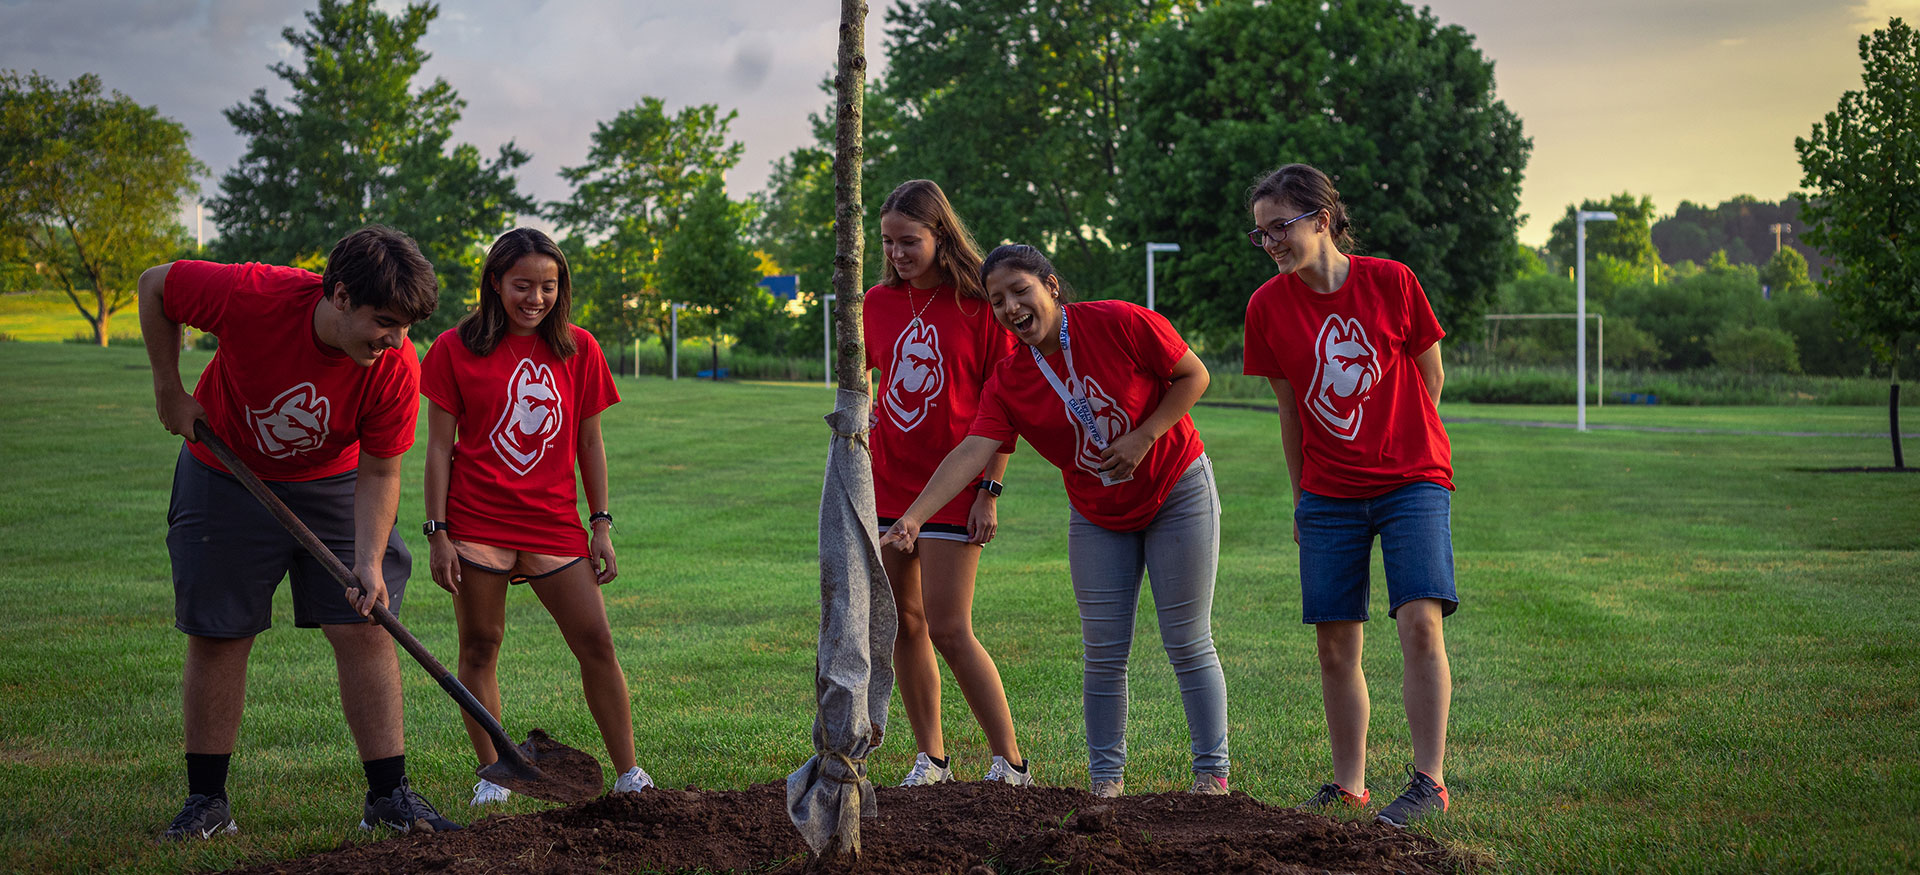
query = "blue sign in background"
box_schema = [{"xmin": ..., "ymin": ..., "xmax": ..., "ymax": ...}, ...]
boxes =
[{"xmin": 758, "ymin": 275, "xmax": 798, "ymax": 300}]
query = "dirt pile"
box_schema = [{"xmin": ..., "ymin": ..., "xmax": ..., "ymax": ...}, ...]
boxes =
[{"xmin": 231, "ymin": 781, "xmax": 1464, "ymax": 874}]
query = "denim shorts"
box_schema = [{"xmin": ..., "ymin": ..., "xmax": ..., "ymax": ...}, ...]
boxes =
[{"xmin": 1295, "ymin": 481, "xmax": 1458, "ymax": 624}]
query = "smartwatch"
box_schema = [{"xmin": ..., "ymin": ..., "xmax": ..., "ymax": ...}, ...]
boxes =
[
  {"xmin": 422, "ymin": 520, "xmax": 450, "ymax": 536},
  {"xmin": 976, "ymin": 478, "xmax": 1004, "ymax": 498}
]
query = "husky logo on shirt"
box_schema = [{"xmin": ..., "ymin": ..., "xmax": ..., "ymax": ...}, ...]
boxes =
[
  {"xmin": 883, "ymin": 319, "xmax": 945, "ymax": 431},
  {"xmin": 1307, "ymin": 314, "xmax": 1381, "ymax": 441},
  {"xmin": 1070, "ymin": 376, "xmax": 1133, "ymax": 475},
  {"xmin": 250, "ymin": 382, "xmax": 331, "ymax": 458},
  {"xmin": 491, "ymin": 358, "xmax": 563, "ymax": 475}
]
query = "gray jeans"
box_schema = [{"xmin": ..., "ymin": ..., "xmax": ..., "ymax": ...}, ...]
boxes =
[{"xmin": 1066, "ymin": 454, "xmax": 1229, "ymax": 784}]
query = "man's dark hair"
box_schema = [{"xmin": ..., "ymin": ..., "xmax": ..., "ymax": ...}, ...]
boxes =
[{"xmin": 320, "ymin": 226, "xmax": 439, "ymax": 323}]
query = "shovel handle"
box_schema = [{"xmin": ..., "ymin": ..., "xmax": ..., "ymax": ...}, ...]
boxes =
[{"xmin": 190, "ymin": 421, "xmax": 536, "ymax": 773}]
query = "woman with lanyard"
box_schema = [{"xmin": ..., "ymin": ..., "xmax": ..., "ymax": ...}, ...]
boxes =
[
  {"xmin": 1240, "ymin": 163, "xmax": 1456, "ymax": 828},
  {"xmin": 882, "ymin": 243, "xmax": 1230, "ymax": 798},
  {"xmin": 867, "ymin": 180, "xmax": 1031, "ymax": 787}
]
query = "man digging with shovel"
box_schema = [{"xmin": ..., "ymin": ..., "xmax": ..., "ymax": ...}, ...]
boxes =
[{"xmin": 138, "ymin": 226, "xmax": 461, "ymax": 841}]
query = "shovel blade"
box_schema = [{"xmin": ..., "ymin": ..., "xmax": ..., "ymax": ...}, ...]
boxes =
[{"xmin": 476, "ymin": 728, "xmax": 604, "ymax": 804}]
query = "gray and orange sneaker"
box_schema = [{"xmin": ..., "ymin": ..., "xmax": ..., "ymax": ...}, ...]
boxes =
[
  {"xmin": 1376, "ymin": 766, "xmax": 1448, "ymax": 828},
  {"xmin": 1299, "ymin": 781, "xmax": 1370, "ymax": 811}
]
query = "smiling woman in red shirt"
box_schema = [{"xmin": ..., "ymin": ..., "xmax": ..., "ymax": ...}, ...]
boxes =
[
  {"xmin": 1241, "ymin": 163, "xmax": 1457, "ymax": 829},
  {"xmin": 419, "ymin": 228, "xmax": 651, "ymax": 806},
  {"xmin": 883, "ymin": 244, "xmax": 1231, "ymax": 799},
  {"xmin": 866, "ymin": 180, "xmax": 1031, "ymax": 788}
]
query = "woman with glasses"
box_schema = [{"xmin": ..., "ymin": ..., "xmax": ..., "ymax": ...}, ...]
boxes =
[
  {"xmin": 1240, "ymin": 164, "xmax": 1457, "ymax": 829},
  {"xmin": 883, "ymin": 243, "xmax": 1230, "ymax": 800}
]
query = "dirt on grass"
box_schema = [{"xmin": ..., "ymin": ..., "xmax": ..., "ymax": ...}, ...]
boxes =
[{"xmin": 228, "ymin": 781, "xmax": 1468, "ymax": 874}]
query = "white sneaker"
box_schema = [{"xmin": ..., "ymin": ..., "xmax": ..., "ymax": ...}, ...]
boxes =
[
  {"xmin": 470, "ymin": 779, "xmax": 511, "ymax": 806},
  {"xmin": 613, "ymin": 766, "xmax": 654, "ymax": 794},
  {"xmin": 983, "ymin": 756, "xmax": 1034, "ymax": 786},
  {"xmin": 899, "ymin": 752, "xmax": 955, "ymax": 786}
]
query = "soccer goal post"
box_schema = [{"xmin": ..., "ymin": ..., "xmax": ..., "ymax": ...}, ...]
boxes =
[{"xmin": 1484, "ymin": 313, "xmax": 1606, "ymax": 407}]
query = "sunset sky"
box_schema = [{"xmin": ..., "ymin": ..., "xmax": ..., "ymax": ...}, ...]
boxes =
[{"xmin": 3, "ymin": 0, "xmax": 1915, "ymax": 246}]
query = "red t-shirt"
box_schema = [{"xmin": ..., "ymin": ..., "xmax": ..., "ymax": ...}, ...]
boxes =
[
  {"xmin": 969, "ymin": 300, "xmax": 1205, "ymax": 532},
  {"xmin": 863, "ymin": 283, "xmax": 1019, "ymax": 526},
  {"xmin": 420, "ymin": 326, "xmax": 620, "ymax": 556},
  {"xmin": 165, "ymin": 260, "xmax": 420, "ymax": 482},
  {"xmin": 1242, "ymin": 255, "xmax": 1453, "ymax": 498}
]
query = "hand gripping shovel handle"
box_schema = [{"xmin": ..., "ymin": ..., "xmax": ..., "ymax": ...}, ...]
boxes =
[{"xmin": 190, "ymin": 421, "xmax": 539, "ymax": 777}]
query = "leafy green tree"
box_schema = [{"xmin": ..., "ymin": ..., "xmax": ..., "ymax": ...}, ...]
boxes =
[
  {"xmin": 1708, "ymin": 325, "xmax": 1800, "ymax": 374},
  {"xmin": 1609, "ymin": 261, "xmax": 1768, "ymax": 370},
  {"xmin": 549, "ymin": 98, "xmax": 743, "ymax": 351},
  {"xmin": 658, "ymin": 177, "xmax": 761, "ymax": 344},
  {"xmin": 206, "ymin": 0, "xmax": 531, "ymax": 337},
  {"xmin": 1760, "ymin": 246, "xmax": 1814, "ymax": 298},
  {"xmin": 1546, "ymin": 193, "xmax": 1661, "ymax": 275},
  {"xmin": 880, "ymin": 0, "xmax": 1201, "ymax": 298},
  {"xmin": 754, "ymin": 145, "xmax": 836, "ymax": 300},
  {"xmin": 1116, "ymin": 0, "xmax": 1529, "ymax": 346},
  {"xmin": 0, "ymin": 71, "xmax": 203, "ymax": 346},
  {"xmin": 1796, "ymin": 17, "xmax": 1920, "ymax": 374}
]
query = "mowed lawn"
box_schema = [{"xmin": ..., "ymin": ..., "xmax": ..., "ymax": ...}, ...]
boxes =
[{"xmin": 0, "ymin": 342, "xmax": 1915, "ymax": 874}]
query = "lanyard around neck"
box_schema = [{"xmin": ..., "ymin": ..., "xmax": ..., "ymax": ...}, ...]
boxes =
[{"xmin": 1030, "ymin": 308, "xmax": 1109, "ymax": 450}]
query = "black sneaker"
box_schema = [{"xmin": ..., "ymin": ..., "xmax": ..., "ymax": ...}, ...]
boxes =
[
  {"xmin": 359, "ymin": 778, "xmax": 462, "ymax": 834},
  {"xmin": 1376, "ymin": 765, "xmax": 1448, "ymax": 828},
  {"xmin": 162, "ymin": 793, "xmax": 237, "ymax": 841},
  {"xmin": 1298, "ymin": 781, "xmax": 1370, "ymax": 811}
]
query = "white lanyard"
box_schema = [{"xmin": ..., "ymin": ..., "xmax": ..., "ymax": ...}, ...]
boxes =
[{"xmin": 1030, "ymin": 308, "xmax": 1109, "ymax": 450}]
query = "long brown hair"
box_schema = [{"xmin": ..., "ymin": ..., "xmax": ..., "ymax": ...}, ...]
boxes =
[
  {"xmin": 878, "ymin": 179, "xmax": 987, "ymax": 301},
  {"xmin": 457, "ymin": 227, "xmax": 578, "ymax": 359},
  {"xmin": 1246, "ymin": 163, "xmax": 1357, "ymax": 253}
]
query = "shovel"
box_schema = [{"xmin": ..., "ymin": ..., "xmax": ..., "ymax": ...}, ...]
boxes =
[{"xmin": 192, "ymin": 421, "xmax": 603, "ymax": 804}]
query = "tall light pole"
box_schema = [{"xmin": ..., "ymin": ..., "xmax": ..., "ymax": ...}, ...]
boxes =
[
  {"xmin": 822, "ymin": 293, "xmax": 837, "ymax": 387},
  {"xmin": 1575, "ymin": 211, "xmax": 1617, "ymax": 432},
  {"xmin": 670, "ymin": 302, "xmax": 687, "ymax": 381},
  {"xmin": 1145, "ymin": 242, "xmax": 1180, "ymax": 311}
]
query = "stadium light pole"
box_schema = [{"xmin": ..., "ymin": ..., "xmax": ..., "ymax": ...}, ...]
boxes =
[
  {"xmin": 1145, "ymin": 242, "xmax": 1180, "ymax": 311},
  {"xmin": 822, "ymin": 294, "xmax": 837, "ymax": 387},
  {"xmin": 1575, "ymin": 211, "xmax": 1616, "ymax": 432},
  {"xmin": 670, "ymin": 302, "xmax": 687, "ymax": 381}
]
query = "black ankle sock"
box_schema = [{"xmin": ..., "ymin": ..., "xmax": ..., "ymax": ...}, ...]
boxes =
[
  {"xmin": 1012, "ymin": 759, "xmax": 1030, "ymax": 774},
  {"xmin": 185, "ymin": 753, "xmax": 230, "ymax": 800},
  {"xmin": 928, "ymin": 754, "xmax": 950, "ymax": 769},
  {"xmin": 363, "ymin": 755, "xmax": 406, "ymax": 803}
]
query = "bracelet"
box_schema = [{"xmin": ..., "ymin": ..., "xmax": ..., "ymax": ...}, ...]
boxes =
[{"xmin": 588, "ymin": 511, "xmax": 614, "ymax": 529}]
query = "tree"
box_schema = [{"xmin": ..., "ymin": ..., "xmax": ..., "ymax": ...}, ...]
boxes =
[
  {"xmin": 548, "ymin": 98, "xmax": 743, "ymax": 352},
  {"xmin": 1117, "ymin": 0, "xmax": 1530, "ymax": 347},
  {"xmin": 1797, "ymin": 16, "xmax": 1920, "ymax": 466},
  {"xmin": 754, "ymin": 145, "xmax": 837, "ymax": 300},
  {"xmin": 880, "ymin": 0, "xmax": 1202, "ymax": 299},
  {"xmin": 205, "ymin": 0, "xmax": 532, "ymax": 337},
  {"xmin": 657, "ymin": 176, "xmax": 761, "ymax": 355},
  {"xmin": 1546, "ymin": 193, "xmax": 1661, "ymax": 275},
  {"xmin": 0, "ymin": 71, "xmax": 202, "ymax": 346}
]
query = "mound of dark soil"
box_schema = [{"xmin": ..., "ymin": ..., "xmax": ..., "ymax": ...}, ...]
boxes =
[{"xmin": 230, "ymin": 782, "xmax": 1465, "ymax": 874}]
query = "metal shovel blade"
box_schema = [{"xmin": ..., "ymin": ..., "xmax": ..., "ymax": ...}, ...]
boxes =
[{"xmin": 476, "ymin": 728, "xmax": 604, "ymax": 803}]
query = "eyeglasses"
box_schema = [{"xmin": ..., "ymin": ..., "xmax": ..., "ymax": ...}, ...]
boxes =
[{"xmin": 1246, "ymin": 210, "xmax": 1320, "ymax": 247}]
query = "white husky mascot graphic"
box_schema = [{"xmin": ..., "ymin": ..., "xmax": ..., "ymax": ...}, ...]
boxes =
[
  {"xmin": 1070, "ymin": 376, "xmax": 1133, "ymax": 476},
  {"xmin": 884, "ymin": 319, "xmax": 945, "ymax": 431},
  {"xmin": 250, "ymin": 382, "xmax": 332, "ymax": 458},
  {"xmin": 1307, "ymin": 314, "xmax": 1381, "ymax": 441},
  {"xmin": 491, "ymin": 359, "xmax": 564, "ymax": 475}
]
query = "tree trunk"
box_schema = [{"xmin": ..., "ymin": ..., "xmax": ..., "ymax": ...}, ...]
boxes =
[
  {"xmin": 831, "ymin": 6, "xmax": 869, "ymax": 392},
  {"xmin": 94, "ymin": 292, "xmax": 110, "ymax": 347},
  {"xmin": 1891, "ymin": 351, "xmax": 1904, "ymax": 470}
]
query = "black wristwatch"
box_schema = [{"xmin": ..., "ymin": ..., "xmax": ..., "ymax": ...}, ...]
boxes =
[
  {"xmin": 422, "ymin": 520, "xmax": 450, "ymax": 536},
  {"xmin": 976, "ymin": 478, "xmax": 1004, "ymax": 498},
  {"xmin": 588, "ymin": 511, "xmax": 615, "ymax": 528}
]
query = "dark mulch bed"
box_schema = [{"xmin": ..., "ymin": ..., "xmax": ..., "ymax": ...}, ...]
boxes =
[{"xmin": 228, "ymin": 781, "xmax": 1468, "ymax": 874}]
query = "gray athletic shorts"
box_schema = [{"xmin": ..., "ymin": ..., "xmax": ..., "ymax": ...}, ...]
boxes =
[{"xmin": 167, "ymin": 445, "xmax": 411, "ymax": 637}]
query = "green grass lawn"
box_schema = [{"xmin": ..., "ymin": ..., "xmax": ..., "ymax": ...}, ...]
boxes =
[
  {"xmin": 0, "ymin": 290, "xmax": 145, "ymax": 343},
  {"xmin": 1, "ymin": 343, "xmax": 1915, "ymax": 873}
]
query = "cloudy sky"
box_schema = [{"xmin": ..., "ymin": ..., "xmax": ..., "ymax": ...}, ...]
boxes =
[{"xmin": 3, "ymin": 0, "xmax": 1915, "ymax": 245}]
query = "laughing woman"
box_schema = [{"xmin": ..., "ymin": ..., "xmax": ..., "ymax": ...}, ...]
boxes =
[{"xmin": 882, "ymin": 244, "xmax": 1230, "ymax": 798}]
